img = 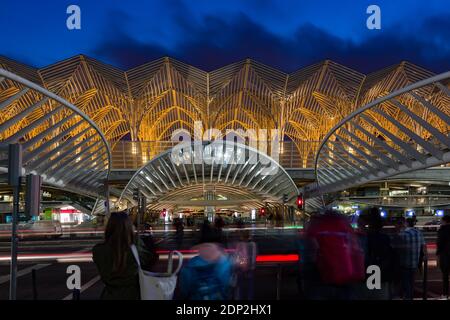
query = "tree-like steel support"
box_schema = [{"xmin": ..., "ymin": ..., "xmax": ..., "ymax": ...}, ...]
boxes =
[
  {"xmin": 309, "ymin": 71, "xmax": 450, "ymax": 207},
  {"xmin": 0, "ymin": 68, "xmax": 112, "ymax": 197}
]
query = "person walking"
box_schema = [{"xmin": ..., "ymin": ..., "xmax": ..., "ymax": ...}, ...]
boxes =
[
  {"xmin": 179, "ymin": 242, "xmax": 233, "ymax": 300},
  {"xmin": 232, "ymin": 230, "xmax": 257, "ymax": 300},
  {"xmin": 392, "ymin": 216, "xmax": 427, "ymax": 300},
  {"xmin": 92, "ymin": 211, "xmax": 154, "ymax": 300},
  {"xmin": 437, "ymin": 215, "xmax": 450, "ymax": 299},
  {"xmin": 364, "ymin": 208, "xmax": 395, "ymax": 299},
  {"xmin": 303, "ymin": 210, "xmax": 365, "ymax": 300}
]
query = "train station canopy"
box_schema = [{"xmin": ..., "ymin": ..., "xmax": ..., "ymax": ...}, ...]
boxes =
[
  {"xmin": 119, "ymin": 141, "xmax": 298, "ymax": 211},
  {"xmin": 306, "ymin": 71, "xmax": 450, "ymax": 204},
  {"xmin": 1, "ymin": 55, "xmax": 445, "ymax": 168},
  {"xmin": 0, "ymin": 68, "xmax": 111, "ymax": 197}
]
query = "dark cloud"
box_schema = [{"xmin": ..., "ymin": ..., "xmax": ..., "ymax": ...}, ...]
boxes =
[{"xmin": 93, "ymin": 11, "xmax": 450, "ymax": 73}]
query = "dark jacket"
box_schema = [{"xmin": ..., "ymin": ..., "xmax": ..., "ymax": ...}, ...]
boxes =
[
  {"xmin": 92, "ymin": 237, "xmax": 153, "ymax": 300},
  {"xmin": 366, "ymin": 230, "xmax": 395, "ymax": 282},
  {"xmin": 437, "ymin": 224, "xmax": 450, "ymax": 257}
]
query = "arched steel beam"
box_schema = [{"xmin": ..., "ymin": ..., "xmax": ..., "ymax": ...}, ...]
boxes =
[
  {"xmin": 118, "ymin": 141, "xmax": 298, "ymax": 210},
  {"xmin": 313, "ymin": 71, "xmax": 450, "ymax": 196},
  {"xmin": 0, "ymin": 68, "xmax": 112, "ymax": 197}
]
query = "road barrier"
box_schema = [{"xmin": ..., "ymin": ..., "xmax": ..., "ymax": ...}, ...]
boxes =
[
  {"xmin": 422, "ymin": 255, "xmax": 428, "ymax": 300},
  {"xmin": 31, "ymin": 268, "xmax": 37, "ymax": 300}
]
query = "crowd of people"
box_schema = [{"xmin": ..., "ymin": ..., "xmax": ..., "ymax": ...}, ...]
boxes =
[
  {"xmin": 91, "ymin": 209, "xmax": 450, "ymax": 300},
  {"xmin": 92, "ymin": 212, "xmax": 257, "ymax": 300},
  {"xmin": 297, "ymin": 208, "xmax": 450, "ymax": 300}
]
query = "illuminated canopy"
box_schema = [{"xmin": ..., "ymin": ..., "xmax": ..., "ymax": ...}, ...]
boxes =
[
  {"xmin": 119, "ymin": 141, "xmax": 298, "ymax": 211},
  {"xmin": 0, "ymin": 68, "xmax": 111, "ymax": 196},
  {"xmin": 1, "ymin": 55, "xmax": 443, "ymax": 166},
  {"xmin": 308, "ymin": 71, "xmax": 450, "ymax": 201}
]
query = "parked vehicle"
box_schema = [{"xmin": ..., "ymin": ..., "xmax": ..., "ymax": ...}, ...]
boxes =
[{"xmin": 0, "ymin": 220, "xmax": 63, "ymax": 239}]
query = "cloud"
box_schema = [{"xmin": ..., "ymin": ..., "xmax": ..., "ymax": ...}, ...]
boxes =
[{"xmin": 92, "ymin": 11, "xmax": 450, "ymax": 73}]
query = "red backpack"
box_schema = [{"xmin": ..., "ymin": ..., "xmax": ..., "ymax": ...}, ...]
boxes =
[{"xmin": 308, "ymin": 215, "xmax": 365, "ymax": 286}]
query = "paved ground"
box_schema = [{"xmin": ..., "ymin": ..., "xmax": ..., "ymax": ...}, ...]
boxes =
[{"xmin": 0, "ymin": 227, "xmax": 445, "ymax": 300}]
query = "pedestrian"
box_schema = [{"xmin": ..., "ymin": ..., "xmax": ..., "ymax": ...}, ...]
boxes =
[
  {"xmin": 232, "ymin": 230, "xmax": 257, "ymax": 300},
  {"xmin": 303, "ymin": 210, "xmax": 365, "ymax": 300},
  {"xmin": 391, "ymin": 216, "xmax": 427, "ymax": 300},
  {"xmin": 351, "ymin": 211, "xmax": 369, "ymax": 300},
  {"xmin": 179, "ymin": 242, "xmax": 233, "ymax": 300},
  {"xmin": 364, "ymin": 207, "xmax": 395, "ymax": 299},
  {"xmin": 214, "ymin": 214, "xmax": 225, "ymax": 241},
  {"xmin": 437, "ymin": 215, "xmax": 450, "ymax": 299},
  {"xmin": 141, "ymin": 222, "xmax": 159, "ymax": 267},
  {"xmin": 174, "ymin": 217, "xmax": 184, "ymax": 248},
  {"xmin": 92, "ymin": 211, "xmax": 154, "ymax": 300}
]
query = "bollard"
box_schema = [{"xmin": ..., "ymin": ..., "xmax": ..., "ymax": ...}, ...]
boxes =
[
  {"xmin": 32, "ymin": 269, "xmax": 38, "ymax": 300},
  {"xmin": 276, "ymin": 264, "xmax": 282, "ymax": 300},
  {"xmin": 72, "ymin": 288, "xmax": 80, "ymax": 300},
  {"xmin": 422, "ymin": 258, "xmax": 428, "ymax": 300}
]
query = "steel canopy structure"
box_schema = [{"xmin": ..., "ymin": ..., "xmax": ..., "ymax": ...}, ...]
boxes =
[
  {"xmin": 313, "ymin": 71, "xmax": 450, "ymax": 197},
  {"xmin": 0, "ymin": 68, "xmax": 111, "ymax": 197},
  {"xmin": 1, "ymin": 55, "xmax": 449, "ymax": 211},
  {"xmin": 1, "ymin": 55, "xmax": 440, "ymax": 166},
  {"xmin": 119, "ymin": 141, "xmax": 298, "ymax": 212}
]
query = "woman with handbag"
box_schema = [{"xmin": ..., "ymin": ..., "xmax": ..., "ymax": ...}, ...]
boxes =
[{"xmin": 93, "ymin": 211, "xmax": 154, "ymax": 300}]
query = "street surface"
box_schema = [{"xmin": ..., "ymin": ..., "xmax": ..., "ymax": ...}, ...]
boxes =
[{"xmin": 0, "ymin": 226, "xmax": 443, "ymax": 300}]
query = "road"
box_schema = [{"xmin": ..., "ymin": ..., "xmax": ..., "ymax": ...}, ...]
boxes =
[{"xmin": 0, "ymin": 227, "xmax": 445, "ymax": 300}]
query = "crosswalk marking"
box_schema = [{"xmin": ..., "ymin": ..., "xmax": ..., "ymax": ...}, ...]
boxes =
[
  {"xmin": 0, "ymin": 263, "xmax": 50, "ymax": 285},
  {"xmin": 62, "ymin": 275, "xmax": 101, "ymax": 300}
]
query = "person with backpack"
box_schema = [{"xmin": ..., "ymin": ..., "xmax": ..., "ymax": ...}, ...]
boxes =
[
  {"xmin": 437, "ymin": 215, "xmax": 450, "ymax": 299},
  {"xmin": 179, "ymin": 242, "xmax": 233, "ymax": 300},
  {"xmin": 304, "ymin": 210, "xmax": 365, "ymax": 300}
]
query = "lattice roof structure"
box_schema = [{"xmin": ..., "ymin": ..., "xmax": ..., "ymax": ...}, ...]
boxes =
[
  {"xmin": 0, "ymin": 55, "xmax": 445, "ymax": 166},
  {"xmin": 0, "ymin": 68, "xmax": 111, "ymax": 197}
]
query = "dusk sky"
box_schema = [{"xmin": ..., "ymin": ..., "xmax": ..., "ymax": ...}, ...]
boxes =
[{"xmin": 0, "ymin": 0, "xmax": 449, "ymax": 73}]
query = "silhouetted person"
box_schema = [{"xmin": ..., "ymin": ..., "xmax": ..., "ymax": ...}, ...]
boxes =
[
  {"xmin": 174, "ymin": 217, "xmax": 184, "ymax": 248},
  {"xmin": 199, "ymin": 219, "xmax": 221, "ymax": 243},
  {"xmin": 437, "ymin": 215, "xmax": 450, "ymax": 299},
  {"xmin": 141, "ymin": 222, "xmax": 159, "ymax": 266},
  {"xmin": 236, "ymin": 214, "xmax": 244, "ymax": 229},
  {"xmin": 232, "ymin": 230, "xmax": 257, "ymax": 300},
  {"xmin": 363, "ymin": 208, "xmax": 395, "ymax": 299},
  {"xmin": 392, "ymin": 216, "xmax": 426, "ymax": 300},
  {"xmin": 93, "ymin": 211, "xmax": 154, "ymax": 299},
  {"xmin": 214, "ymin": 214, "xmax": 225, "ymax": 242}
]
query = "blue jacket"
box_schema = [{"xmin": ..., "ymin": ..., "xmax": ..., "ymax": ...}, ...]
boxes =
[{"xmin": 179, "ymin": 255, "xmax": 233, "ymax": 300}]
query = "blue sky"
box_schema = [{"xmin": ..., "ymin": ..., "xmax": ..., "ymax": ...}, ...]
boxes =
[{"xmin": 0, "ymin": 0, "xmax": 449, "ymax": 73}]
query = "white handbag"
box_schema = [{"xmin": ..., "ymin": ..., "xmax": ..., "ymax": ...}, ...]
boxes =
[{"xmin": 130, "ymin": 245, "xmax": 183, "ymax": 300}]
